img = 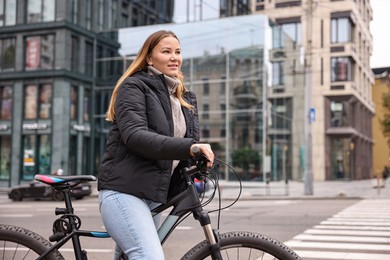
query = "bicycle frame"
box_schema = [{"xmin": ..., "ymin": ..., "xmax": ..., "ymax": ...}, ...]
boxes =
[{"xmin": 35, "ymin": 165, "xmax": 221, "ymax": 260}]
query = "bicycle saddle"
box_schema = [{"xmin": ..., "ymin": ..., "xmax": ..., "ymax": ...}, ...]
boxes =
[{"xmin": 34, "ymin": 174, "xmax": 97, "ymax": 185}]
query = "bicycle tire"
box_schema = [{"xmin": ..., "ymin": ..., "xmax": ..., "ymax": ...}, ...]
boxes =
[
  {"xmin": 181, "ymin": 231, "xmax": 301, "ymax": 260},
  {"xmin": 0, "ymin": 224, "xmax": 65, "ymax": 260}
]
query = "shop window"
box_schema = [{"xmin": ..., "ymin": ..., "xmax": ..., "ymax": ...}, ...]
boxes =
[
  {"xmin": 22, "ymin": 134, "xmax": 51, "ymax": 180},
  {"xmin": 331, "ymin": 57, "xmax": 352, "ymax": 82},
  {"xmin": 0, "ymin": 38, "xmax": 16, "ymax": 72},
  {"xmin": 27, "ymin": 0, "xmax": 55, "ymax": 23},
  {"xmin": 24, "ymin": 84, "xmax": 52, "ymax": 119},
  {"xmin": 0, "ymin": 0, "xmax": 16, "ymax": 26},
  {"xmin": 0, "ymin": 135, "xmax": 11, "ymax": 180},
  {"xmin": 0, "ymin": 86, "xmax": 12, "ymax": 120},
  {"xmin": 25, "ymin": 35, "xmax": 55, "ymax": 70},
  {"xmin": 331, "ymin": 138, "xmax": 352, "ymax": 179}
]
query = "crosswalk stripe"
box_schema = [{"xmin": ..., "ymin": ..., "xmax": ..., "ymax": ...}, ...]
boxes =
[
  {"xmin": 293, "ymin": 250, "xmax": 390, "ymax": 260},
  {"xmin": 303, "ymin": 228, "xmax": 390, "ymax": 237},
  {"xmin": 313, "ymin": 225, "xmax": 390, "ymax": 231},
  {"xmin": 293, "ymin": 234, "xmax": 390, "ymax": 243},
  {"xmin": 286, "ymin": 199, "xmax": 390, "ymax": 259},
  {"xmin": 320, "ymin": 220, "xmax": 390, "ymax": 226},
  {"xmin": 285, "ymin": 241, "xmax": 390, "ymax": 251}
]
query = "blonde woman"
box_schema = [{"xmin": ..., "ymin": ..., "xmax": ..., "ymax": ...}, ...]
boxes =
[{"xmin": 97, "ymin": 30, "xmax": 214, "ymax": 259}]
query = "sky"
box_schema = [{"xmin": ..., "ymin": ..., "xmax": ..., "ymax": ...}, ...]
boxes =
[
  {"xmin": 370, "ymin": 0, "xmax": 390, "ymax": 68},
  {"xmin": 172, "ymin": 0, "xmax": 390, "ymax": 69}
]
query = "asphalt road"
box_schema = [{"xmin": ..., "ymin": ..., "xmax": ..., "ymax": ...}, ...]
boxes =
[{"xmin": 0, "ymin": 195, "xmax": 358, "ymax": 259}]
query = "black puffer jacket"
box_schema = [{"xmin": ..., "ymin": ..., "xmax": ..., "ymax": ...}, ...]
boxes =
[{"xmin": 97, "ymin": 71, "xmax": 199, "ymax": 203}]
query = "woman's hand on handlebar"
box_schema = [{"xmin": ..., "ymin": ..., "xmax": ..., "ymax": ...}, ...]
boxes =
[{"xmin": 190, "ymin": 144, "xmax": 214, "ymax": 168}]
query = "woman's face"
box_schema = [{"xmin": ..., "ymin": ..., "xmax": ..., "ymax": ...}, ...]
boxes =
[{"xmin": 147, "ymin": 36, "xmax": 182, "ymax": 77}]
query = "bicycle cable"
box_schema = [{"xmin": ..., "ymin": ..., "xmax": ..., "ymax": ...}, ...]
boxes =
[{"xmin": 171, "ymin": 157, "xmax": 243, "ymax": 231}]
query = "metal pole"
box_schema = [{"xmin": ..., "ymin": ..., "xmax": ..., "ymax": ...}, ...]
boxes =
[
  {"xmin": 225, "ymin": 51, "xmax": 230, "ymax": 181},
  {"xmin": 304, "ymin": 0, "xmax": 314, "ymax": 195}
]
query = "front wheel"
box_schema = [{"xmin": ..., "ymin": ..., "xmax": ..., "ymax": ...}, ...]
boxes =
[
  {"xmin": 181, "ymin": 231, "xmax": 301, "ymax": 260},
  {"xmin": 0, "ymin": 224, "xmax": 65, "ymax": 260}
]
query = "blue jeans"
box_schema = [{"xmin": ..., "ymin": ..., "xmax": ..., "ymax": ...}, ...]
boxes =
[{"xmin": 98, "ymin": 190, "xmax": 164, "ymax": 260}]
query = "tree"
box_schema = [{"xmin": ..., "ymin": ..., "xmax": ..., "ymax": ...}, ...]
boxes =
[
  {"xmin": 381, "ymin": 92, "xmax": 390, "ymax": 145},
  {"xmin": 231, "ymin": 147, "xmax": 260, "ymax": 179}
]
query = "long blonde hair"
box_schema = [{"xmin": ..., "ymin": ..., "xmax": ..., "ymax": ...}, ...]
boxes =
[{"xmin": 106, "ymin": 30, "xmax": 192, "ymax": 121}]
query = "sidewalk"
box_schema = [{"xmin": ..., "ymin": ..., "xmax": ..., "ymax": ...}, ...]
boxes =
[{"xmin": 216, "ymin": 178, "xmax": 390, "ymax": 200}]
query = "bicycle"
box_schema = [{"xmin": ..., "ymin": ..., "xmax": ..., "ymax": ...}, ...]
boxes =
[{"xmin": 0, "ymin": 147, "xmax": 301, "ymax": 260}]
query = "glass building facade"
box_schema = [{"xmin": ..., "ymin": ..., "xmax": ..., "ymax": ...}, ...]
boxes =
[{"xmin": 95, "ymin": 14, "xmax": 292, "ymax": 181}]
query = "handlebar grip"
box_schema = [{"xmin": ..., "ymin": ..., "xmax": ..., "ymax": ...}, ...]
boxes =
[{"xmin": 191, "ymin": 145, "xmax": 201, "ymax": 159}]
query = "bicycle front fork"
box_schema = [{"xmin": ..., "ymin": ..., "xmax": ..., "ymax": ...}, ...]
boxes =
[
  {"xmin": 203, "ymin": 226, "xmax": 222, "ymax": 260},
  {"xmin": 196, "ymin": 211, "xmax": 222, "ymax": 260}
]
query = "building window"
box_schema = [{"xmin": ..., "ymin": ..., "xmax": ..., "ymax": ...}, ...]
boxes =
[
  {"xmin": 27, "ymin": 0, "xmax": 55, "ymax": 23},
  {"xmin": 331, "ymin": 57, "xmax": 352, "ymax": 82},
  {"xmin": 0, "ymin": 0, "xmax": 16, "ymax": 26},
  {"xmin": 203, "ymin": 78, "xmax": 209, "ymax": 96},
  {"xmin": 108, "ymin": 0, "xmax": 118, "ymax": 29},
  {"xmin": 202, "ymin": 128, "xmax": 210, "ymax": 138},
  {"xmin": 22, "ymin": 134, "xmax": 51, "ymax": 180},
  {"xmin": 0, "ymin": 135, "xmax": 11, "ymax": 180},
  {"xmin": 0, "ymin": 38, "xmax": 16, "ymax": 72},
  {"xmin": 220, "ymin": 76, "xmax": 226, "ymax": 94},
  {"xmin": 86, "ymin": 0, "xmax": 92, "ymax": 29},
  {"xmin": 330, "ymin": 100, "xmax": 348, "ymax": 127},
  {"xmin": 24, "ymin": 84, "xmax": 52, "ymax": 120},
  {"xmin": 71, "ymin": 86, "xmax": 78, "ymax": 120},
  {"xmin": 71, "ymin": 0, "xmax": 78, "ymax": 24},
  {"xmin": 220, "ymin": 104, "xmax": 226, "ymax": 119},
  {"xmin": 331, "ymin": 17, "xmax": 352, "ymax": 43},
  {"xmin": 220, "ymin": 128, "xmax": 226, "ymax": 137},
  {"xmin": 71, "ymin": 36, "xmax": 80, "ymax": 72},
  {"xmin": 98, "ymin": 0, "xmax": 104, "ymax": 31},
  {"xmin": 85, "ymin": 41, "xmax": 94, "ymax": 76},
  {"xmin": 273, "ymin": 22, "xmax": 301, "ymax": 49},
  {"xmin": 0, "ymin": 86, "xmax": 12, "ymax": 120},
  {"xmin": 272, "ymin": 62, "xmax": 284, "ymax": 85},
  {"xmin": 121, "ymin": 13, "xmax": 128, "ymax": 27},
  {"xmin": 202, "ymin": 104, "xmax": 209, "ymax": 119},
  {"xmin": 97, "ymin": 46, "xmax": 104, "ymax": 79},
  {"xmin": 84, "ymin": 89, "xmax": 91, "ymax": 122},
  {"xmin": 25, "ymin": 35, "xmax": 55, "ymax": 70}
]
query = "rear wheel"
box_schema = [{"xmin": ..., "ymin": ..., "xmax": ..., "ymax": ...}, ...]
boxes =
[
  {"xmin": 0, "ymin": 224, "xmax": 64, "ymax": 260},
  {"xmin": 52, "ymin": 192, "xmax": 64, "ymax": 201},
  {"xmin": 9, "ymin": 190, "xmax": 23, "ymax": 201},
  {"xmin": 181, "ymin": 231, "xmax": 301, "ymax": 260}
]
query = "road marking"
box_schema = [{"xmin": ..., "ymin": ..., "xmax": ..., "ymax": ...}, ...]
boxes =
[
  {"xmin": 294, "ymin": 250, "xmax": 390, "ymax": 260},
  {"xmin": 285, "ymin": 199, "xmax": 390, "ymax": 259},
  {"xmin": 285, "ymin": 241, "xmax": 390, "ymax": 252},
  {"xmin": 293, "ymin": 234, "xmax": 390, "ymax": 243},
  {"xmin": 303, "ymin": 228, "xmax": 390, "ymax": 237},
  {"xmin": 313, "ymin": 225, "xmax": 390, "ymax": 231},
  {"xmin": 175, "ymin": 226, "xmax": 193, "ymax": 230},
  {"xmin": 0, "ymin": 214, "xmax": 34, "ymax": 218}
]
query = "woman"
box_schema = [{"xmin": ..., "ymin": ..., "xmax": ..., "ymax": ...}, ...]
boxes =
[{"xmin": 97, "ymin": 30, "xmax": 214, "ymax": 259}]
